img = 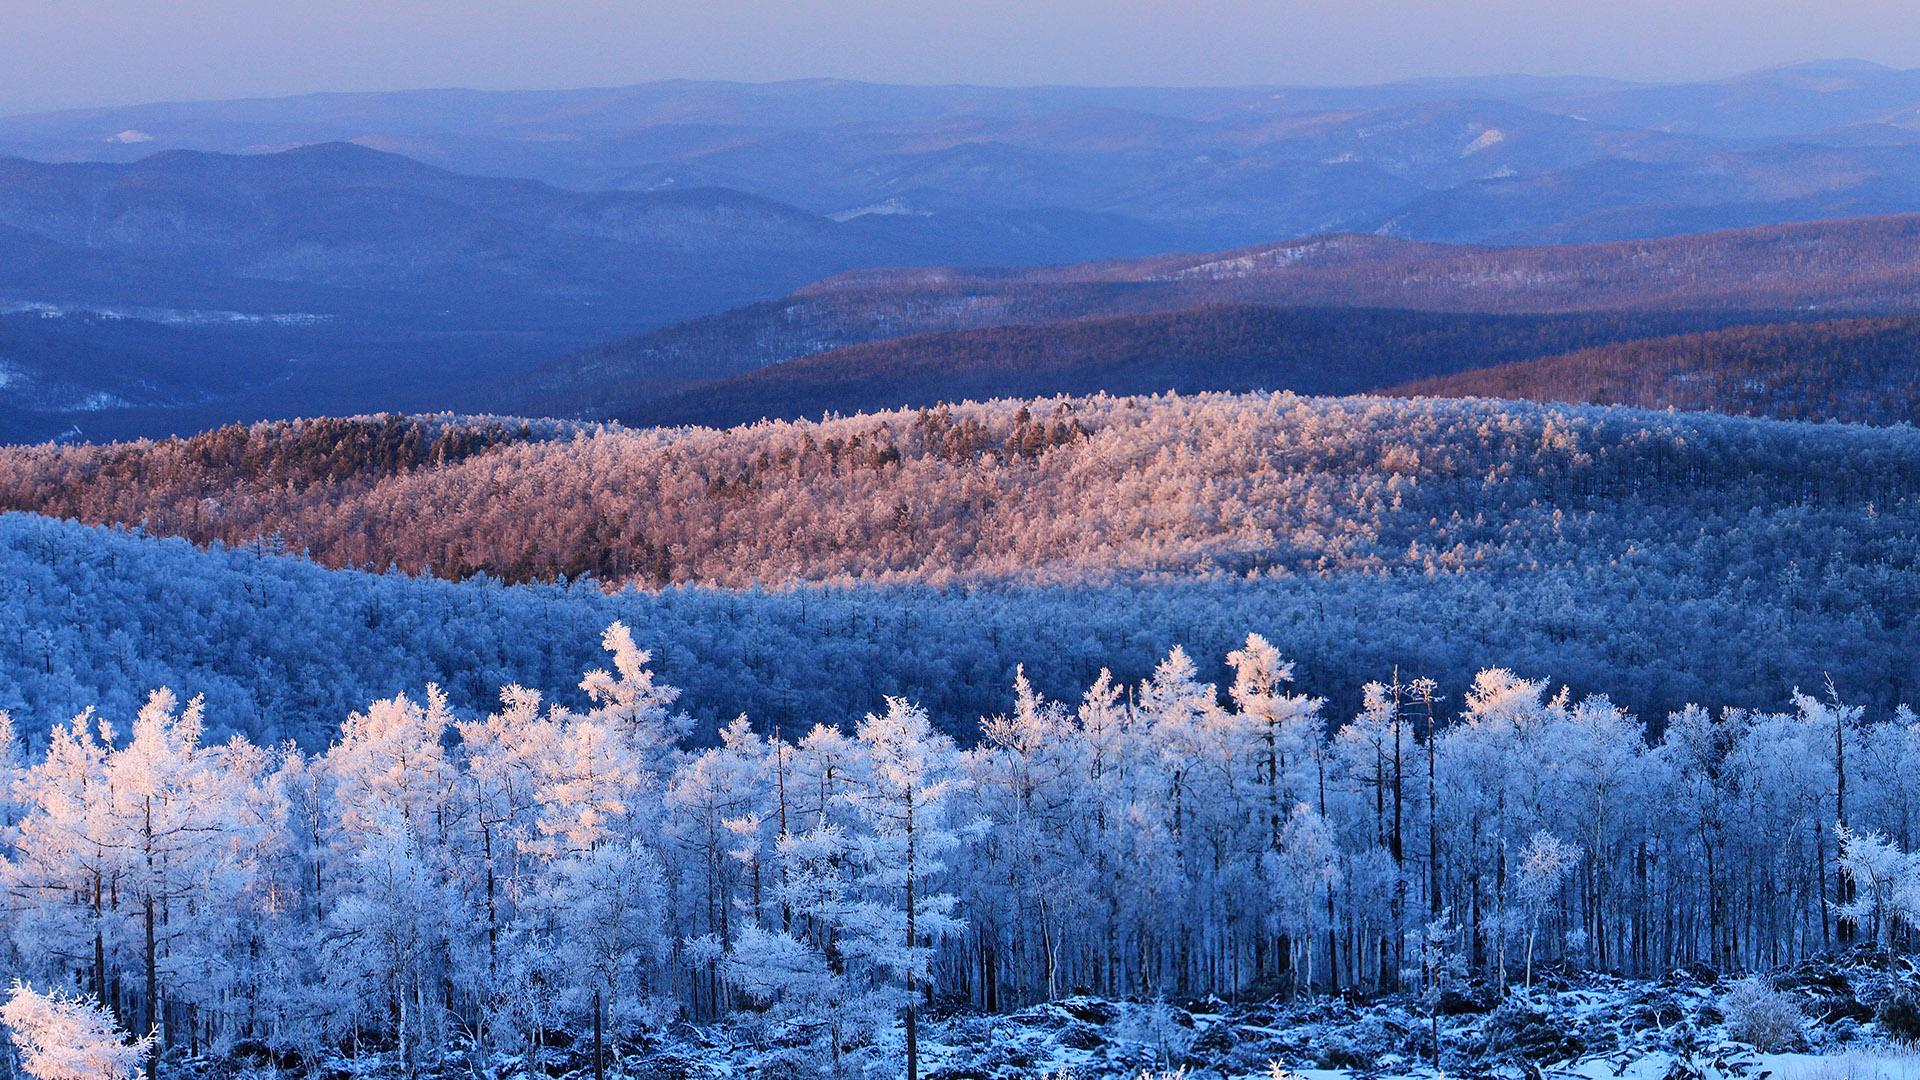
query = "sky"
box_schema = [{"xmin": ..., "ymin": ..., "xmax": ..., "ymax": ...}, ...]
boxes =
[{"xmin": 7, "ymin": 0, "xmax": 1920, "ymax": 115}]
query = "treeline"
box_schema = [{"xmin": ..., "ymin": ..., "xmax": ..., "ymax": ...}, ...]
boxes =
[
  {"xmin": 2, "ymin": 623, "xmax": 1917, "ymax": 1076},
  {"xmin": 1397, "ymin": 316, "xmax": 1920, "ymax": 426},
  {"xmin": 615, "ymin": 305, "xmax": 1778, "ymax": 429},
  {"xmin": 6, "ymin": 392, "xmax": 1920, "ymax": 592},
  {"xmin": 69, "ymin": 414, "xmax": 562, "ymax": 491}
]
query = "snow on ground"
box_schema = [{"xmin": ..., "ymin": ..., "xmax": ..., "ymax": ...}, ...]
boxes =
[{"xmin": 163, "ymin": 953, "xmax": 1920, "ymax": 1078}]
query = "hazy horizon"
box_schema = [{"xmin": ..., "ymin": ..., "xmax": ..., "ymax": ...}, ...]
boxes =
[
  {"xmin": 11, "ymin": 0, "xmax": 1920, "ymax": 115},
  {"xmin": 3, "ymin": 58, "xmax": 1902, "ymax": 118}
]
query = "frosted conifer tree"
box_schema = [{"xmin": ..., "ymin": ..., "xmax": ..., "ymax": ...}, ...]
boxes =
[{"xmin": 580, "ymin": 621, "xmax": 688, "ymax": 776}]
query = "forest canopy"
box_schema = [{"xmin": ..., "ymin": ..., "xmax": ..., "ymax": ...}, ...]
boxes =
[{"xmin": 3, "ymin": 392, "xmax": 1917, "ymax": 589}]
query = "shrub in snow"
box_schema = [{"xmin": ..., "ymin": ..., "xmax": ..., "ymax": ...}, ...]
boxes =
[
  {"xmin": 0, "ymin": 982, "xmax": 151, "ymax": 1080},
  {"xmin": 1112, "ymin": 999, "xmax": 1196, "ymax": 1071},
  {"xmin": 1879, "ymin": 995, "xmax": 1920, "ymax": 1041},
  {"xmin": 1724, "ymin": 976, "xmax": 1803, "ymax": 1051},
  {"xmin": 1484, "ymin": 1000, "xmax": 1583, "ymax": 1063}
]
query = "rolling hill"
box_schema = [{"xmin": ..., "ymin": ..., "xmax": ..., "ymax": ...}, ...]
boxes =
[
  {"xmin": 1395, "ymin": 316, "xmax": 1920, "ymax": 425},
  {"xmin": 6, "ymin": 391, "xmax": 1918, "ymax": 591},
  {"xmin": 4, "ymin": 392, "xmax": 1918, "ymax": 728},
  {"xmin": 608, "ymin": 305, "xmax": 1784, "ymax": 429},
  {"xmin": 507, "ymin": 214, "xmax": 1920, "ymax": 420}
]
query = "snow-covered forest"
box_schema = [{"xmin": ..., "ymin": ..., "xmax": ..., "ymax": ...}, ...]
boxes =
[
  {"xmin": 3, "ymin": 390, "xmax": 1920, "ymax": 741},
  {"xmin": 6, "ymin": 392, "xmax": 1920, "ymax": 590},
  {"xmin": 0, "ymin": 504, "xmax": 1915, "ymax": 751},
  {"xmin": 1, "ymin": 391, "xmax": 1918, "ymax": 1076},
  {"xmin": 1, "ymin": 613, "xmax": 1919, "ymax": 1077}
]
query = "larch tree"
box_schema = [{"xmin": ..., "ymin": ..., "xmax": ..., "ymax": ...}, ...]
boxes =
[
  {"xmin": 843, "ymin": 698, "xmax": 965, "ymax": 1080},
  {"xmin": 525, "ymin": 839, "xmax": 668, "ymax": 1080},
  {"xmin": 1, "ymin": 711, "xmax": 118, "ymax": 1012},
  {"xmin": 98, "ymin": 689, "xmax": 258, "ymax": 1080},
  {"xmin": 324, "ymin": 813, "xmax": 456, "ymax": 1078}
]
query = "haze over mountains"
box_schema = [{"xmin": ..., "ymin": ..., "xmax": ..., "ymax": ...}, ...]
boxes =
[
  {"xmin": 12, "ymin": 62, "xmax": 1920, "ymax": 441},
  {"xmin": 0, "ymin": 141, "xmax": 1172, "ymax": 442},
  {"xmin": 17, "ymin": 61, "xmax": 1920, "ymax": 245}
]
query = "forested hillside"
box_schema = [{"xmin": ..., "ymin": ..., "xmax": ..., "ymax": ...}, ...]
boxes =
[
  {"xmin": 3, "ymin": 392, "xmax": 1919, "ymax": 743},
  {"xmin": 6, "ymin": 501, "xmax": 1916, "ymax": 750},
  {"xmin": 511, "ymin": 214, "xmax": 1920, "ymax": 418},
  {"xmin": 1397, "ymin": 316, "xmax": 1920, "ymax": 425},
  {"xmin": 5, "ymin": 393, "xmax": 1919, "ymax": 590},
  {"xmin": 612, "ymin": 306, "xmax": 1770, "ymax": 429},
  {"xmin": 2, "ymin": 579, "xmax": 1918, "ymax": 1076}
]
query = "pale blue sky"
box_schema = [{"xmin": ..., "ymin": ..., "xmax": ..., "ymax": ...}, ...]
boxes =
[{"xmin": 7, "ymin": 0, "xmax": 1920, "ymax": 114}]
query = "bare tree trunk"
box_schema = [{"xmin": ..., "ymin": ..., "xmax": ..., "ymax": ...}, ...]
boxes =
[
  {"xmin": 905, "ymin": 783, "xmax": 920, "ymax": 1080},
  {"xmin": 1423, "ymin": 687, "xmax": 1442, "ymax": 917},
  {"xmin": 145, "ymin": 796, "xmax": 160, "ymax": 1080},
  {"xmin": 593, "ymin": 986, "xmax": 605, "ymax": 1080}
]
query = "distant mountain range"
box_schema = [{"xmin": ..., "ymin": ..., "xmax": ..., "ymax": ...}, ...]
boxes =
[
  {"xmin": 0, "ymin": 142, "xmax": 1184, "ymax": 442},
  {"xmin": 17, "ymin": 63, "xmax": 1920, "ymax": 249},
  {"xmin": 15, "ymin": 65, "xmax": 1920, "ymax": 440}
]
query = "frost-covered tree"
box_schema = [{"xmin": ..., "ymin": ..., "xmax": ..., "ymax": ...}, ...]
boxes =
[
  {"xmin": 668, "ymin": 714, "xmax": 770, "ymax": 1005},
  {"xmin": 1, "ymin": 614, "xmax": 1920, "ymax": 1069},
  {"xmin": 1836, "ymin": 825, "xmax": 1920, "ymax": 951},
  {"xmin": 1407, "ymin": 911, "xmax": 1465, "ymax": 1067},
  {"xmin": 580, "ymin": 621, "xmax": 687, "ymax": 777},
  {"xmin": 843, "ymin": 698, "xmax": 965, "ymax": 1080},
  {"xmin": 99, "ymin": 688, "xmax": 261, "ymax": 1078},
  {"xmin": 1267, "ymin": 803, "xmax": 1340, "ymax": 994},
  {"xmin": 964, "ymin": 668, "xmax": 1079, "ymax": 1002},
  {"xmin": 523, "ymin": 840, "xmax": 668, "ymax": 1080},
  {"xmin": 324, "ymin": 814, "xmax": 457, "ymax": 1076},
  {"xmin": 1, "ymin": 710, "xmax": 117, "ymax": 1008},
  {"xmin": 1513, "ymin": 830, "xmax": 1579, "ymax": 990},
  {"xmin": 1, "ymin": 982, "xmax": 150, "ymax": 1080}
]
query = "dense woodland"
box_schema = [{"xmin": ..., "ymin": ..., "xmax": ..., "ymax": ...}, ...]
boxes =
[
  {"xmin": 6, "ymin": 498, "xmax": 1919, "ymax": 754},
  {"xmin": 7, "ymin": 393, "xmax": 1920, "ymax": 592},
  {"xmin": 1397, "ymin": 316, "xmax": 1920, "ymax": 426},
  {"xmin": 2, "ymin": 614, "xmax": 1919, "ymax": 1077}
]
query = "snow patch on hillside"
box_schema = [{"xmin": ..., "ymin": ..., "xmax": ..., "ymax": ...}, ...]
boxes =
[
  {"xmin": 832, "ymin": 197, "xmax": 935, "ymax": 222},
  {"xmin": 0, "ymin": 299, "xmax": 333, "ymax": 326},
  {"xmin": 1464, "ymin": 128, "xmax": 1509, "ymax": 156},
  {"xmin": 1161, "ymin": 237, "xmax": 1369, "ymax": 281}
]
